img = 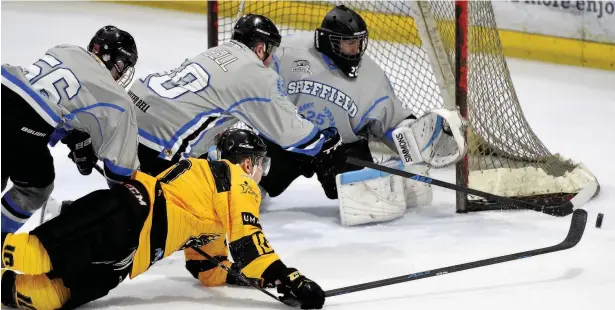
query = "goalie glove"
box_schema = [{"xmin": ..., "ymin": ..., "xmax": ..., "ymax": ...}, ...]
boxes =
[{"xmin": 391, "ymin": 108, "xmax": 467, "ymax": 168}]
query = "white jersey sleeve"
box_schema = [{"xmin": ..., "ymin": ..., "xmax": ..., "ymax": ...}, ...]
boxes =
[
  {"xmin": 1, "ymin": 45, "xmax": 140, "ymax": 180},
  {"xmin": 129, "ymin": 40, "xmax": 323, "ymax": 161}
]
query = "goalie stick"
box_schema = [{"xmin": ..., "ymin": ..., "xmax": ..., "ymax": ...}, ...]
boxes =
[
  {"xmin": 324, "ymin": 208, "xmax": 587, "ymax": 297},
  {"xmin": 347, "ymin": 157, "xmax": 598, "ymax": 217},
  {"xmin": 191, "ymin": 247, "xmax": 302, "ymax": 307}
]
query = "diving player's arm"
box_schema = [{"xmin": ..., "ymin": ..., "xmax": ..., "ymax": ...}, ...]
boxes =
[
  {"xmin": 211, "ymin": 166, "xmax": 289, "ymax": 286},
  {"xmin": 184, "ymin": 236, "xmax": 232, "ymax": 287}
]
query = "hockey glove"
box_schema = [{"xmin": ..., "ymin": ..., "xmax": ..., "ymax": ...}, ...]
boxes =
[
  {"xmin": 277, "ymin": 268, "xmax": 325, "ymax": 310},
  {"xmin": 312, "ymin": 128, "xmax": 343, "ymax": 170},
  {"xmin": 62, "ymin": 131, "xmax": 98, "ymax": 176}
]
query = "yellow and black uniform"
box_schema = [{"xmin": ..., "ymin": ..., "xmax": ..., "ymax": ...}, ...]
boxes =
[
  {"xmin": 1, "ymin": 158, "xmax": 287, "ymax": 310},
  {"xmin": 130, "ymin": 158, "xmax": 285, "ymax": 283}
]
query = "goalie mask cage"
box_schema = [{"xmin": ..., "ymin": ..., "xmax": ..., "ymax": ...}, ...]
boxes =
[{"xmin": 207, "ymin": 1, "xmax": 599, "ymax": 213}]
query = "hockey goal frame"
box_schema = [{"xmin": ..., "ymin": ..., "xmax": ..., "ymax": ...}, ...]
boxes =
[{"xmin": 206, "ymin": 0, "xmax": 599, "ymax": 215}]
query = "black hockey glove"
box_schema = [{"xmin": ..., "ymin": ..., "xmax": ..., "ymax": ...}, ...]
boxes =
[
  {"xmin": 311, "ymin": 128, "xmax": 346, "ymax": 199},
  {"xmin": 317, "ymin": 127, "xmax": 342, "ymax": 157},
  {"xmin": 277, "ymin": 268, "xmax": 325, "ymax": 310},
  {"xmin": 314, "ymin": 139, "xmax": 372, "ymax": 199},
  {"xmin": 62, "ymin": 131, "xmax": 98, "ymax": 176},
  {"xmin": 312, "ymin": 128, "xmax": 343, "ymax": 170}
]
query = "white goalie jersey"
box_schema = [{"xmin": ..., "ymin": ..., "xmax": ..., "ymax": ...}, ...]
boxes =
[{"xmin": 271, "ymin": 33, "xmax": 467, "ymax": 225}]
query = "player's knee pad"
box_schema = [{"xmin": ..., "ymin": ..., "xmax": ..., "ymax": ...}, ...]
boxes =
[
  {"xmin": 4, "ymin": 182, "xmax": 54, "ymax": 214},
  {"xmin": 336, "ymin": 159, "xmax": 432, "ymax": 226},
  {"xmin": 403, "ymin": 164, "xmax": 433, "ymax": 208},
  {"xmin": 2, "ymin": 183, "xmax": 54, "ymax": 233}
]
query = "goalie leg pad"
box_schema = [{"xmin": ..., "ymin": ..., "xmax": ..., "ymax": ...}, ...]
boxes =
[
  {"xmin": 403, "ymin": 163, "xmax": 433, "ymax": 209},
  {"xmin": 336, "ymin": 160, "xmax": 432, "ymax": 226}
]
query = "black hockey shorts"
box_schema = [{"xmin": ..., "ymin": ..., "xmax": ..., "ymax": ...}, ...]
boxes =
[
  {"xmin": 30, "ymin": 181, "xmax": 150, "ymax": 309},
  {"xmin": 1, "ymin": 85, "xmax": 55, "ymax": 190}
]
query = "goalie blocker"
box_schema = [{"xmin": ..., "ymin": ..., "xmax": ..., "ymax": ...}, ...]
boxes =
[{"xmin": 336, "ymin": 109, "xmax": 466, "ymax": 226}]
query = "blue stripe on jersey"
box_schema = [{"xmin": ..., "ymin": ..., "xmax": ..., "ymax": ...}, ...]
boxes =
[
  {"xmin": 353, "ymin": 96, "xmax": 389, "ymax": 133},
  {"xmin": 385, "ymin": 128, "xmax": 395, "ymax": 143},
  {"xmin": 227, "ymin": 96, "xmax": 323, "ymax": 150},
  {"xmin": 138, "ymin": 108, "xmax": 224, "ymax": 150},
  {"xmin": 227, "ymin": 97, "xmax": 271, "ymax": 112},
  {"xmin": 322, "ymin": 54, "xmax": 337, "ymax": 70},
  {"xmin": 1, "ymin": 67, "xmax": 62, "ymax": 124},
  {"xmin": 2, "ymin": 195, "xmax": 33, "ymax": 218},
  {"xmin": 103, "ymin": 159, "xmax": 134, "ymax": 176},
  {"xmin": 231, "ymin": 108, "xmax": 320, "ymax": 151},
  {"xmin": 138, "ymin": 128, "xmax": 168, "ymax": 149},
  {"xmin": 181, "ymin": 117, "xmax": 231, "ymax": 159},
  {"xmin": 286, "ymin": 135, "xmax": 324, "ymax": 157},
  {"xmin": 170, "ymin": 108, "xmax": 223, "ymax": 148},
  {"xmin": 272, "ymin": 55, "xmax": 280, "ymax": 74},
  {"xmin": 65, "ymin": 102, "xmax": 126, "ymax": 119},
  {"xmin": 1, "ymin": 214, "xmax": 24, "ymax": 233},
  {"xmin": 49, "ymin": 127, "xmax": 70, "ymax": 147}
]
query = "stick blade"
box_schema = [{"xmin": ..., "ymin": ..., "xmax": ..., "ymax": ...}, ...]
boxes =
[{"xmin": 560, "ymin": 208, "xmax": 587, "ymax": 248}]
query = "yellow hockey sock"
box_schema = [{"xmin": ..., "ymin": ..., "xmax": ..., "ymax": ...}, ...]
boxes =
[
  {"xmin": 1, "ymin": 269, "xmax": 70, "ymax": 310},
  {"xmin": 2, "ymin": 233, "xmax": 52, "ymax": 274}
]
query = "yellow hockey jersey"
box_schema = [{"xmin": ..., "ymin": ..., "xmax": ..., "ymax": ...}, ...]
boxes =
[{"xmin": 129, "ymin": 158, "xmax": 282, "ymax": 285}]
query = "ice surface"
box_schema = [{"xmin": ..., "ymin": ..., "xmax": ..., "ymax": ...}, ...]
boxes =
[{"xmin": 2, "ymin": 2, "xmax": 615, "ymax": 309}]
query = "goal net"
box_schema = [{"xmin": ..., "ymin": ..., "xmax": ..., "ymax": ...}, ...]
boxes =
[{"xmin": 207, "ymin": 1, "xmax": 598, "ymax": 213}]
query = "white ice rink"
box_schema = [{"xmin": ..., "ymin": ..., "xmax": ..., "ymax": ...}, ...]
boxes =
[{"xmin": 2, "ymin": 2, "xmax": 615, "ymax": 310}]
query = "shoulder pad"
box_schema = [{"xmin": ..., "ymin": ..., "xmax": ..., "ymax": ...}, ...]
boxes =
[{"xmin": 209, "ymin": 161, "xmax": 231, "ymax": 193}]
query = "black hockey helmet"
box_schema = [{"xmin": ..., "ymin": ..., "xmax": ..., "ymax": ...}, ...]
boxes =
[
  {"xmin": 315, "ymin": 5, "xmax": 368, "ymax": 78},
  {"xmin": 88, "ymin": 25, "xmax": 138, "ymax": 88},
  {"xmin": 232, "ymin": 14, "xmax": 281, "ymax": 60},
  {"xmin": 217, "ymin": 128, "xmax": 271, "ymax": 175}
]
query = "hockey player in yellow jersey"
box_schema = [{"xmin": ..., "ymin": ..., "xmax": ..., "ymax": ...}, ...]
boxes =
[{"xmin": 0, "ymin": 128, "xmax": 326, "ymax": 310}]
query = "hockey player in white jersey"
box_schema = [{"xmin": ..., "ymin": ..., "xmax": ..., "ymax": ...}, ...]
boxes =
[
  {"xmin": 260, "ymin": 5, "xmax": 467, "ymax": 225},
  {"xmin": 1, "ymin": 26, "xmax": 140, "ymax": 236},
  {"xmin": 129, "ymin": 14, "xmax": 341, "ymax": 178}
]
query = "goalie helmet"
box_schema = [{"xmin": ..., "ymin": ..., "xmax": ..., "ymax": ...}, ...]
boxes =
[
  {"xmin": 217, "ymin": 128, "xmax": 271, "ymax": 175},
  {"xmin": 232, "ymin": 14, "xmax": 281, "ymax": 60},
  {"xmin": 88, "ymin": 25, "xmax": 138, "ymax": 88},
  {"xmin": 315, "ymin": 5, "xmax": 368, "ymax": 78}
]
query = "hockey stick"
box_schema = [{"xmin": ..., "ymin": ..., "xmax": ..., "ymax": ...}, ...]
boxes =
[
  {"xmin": 325, "ymin": 208, "xmax": 587, "ymax": 297},
  {"xmin": 347, "ymin": 157, "xmax": 598, "ymax": 217},
  {"xmin": 93, "ymin": 163, "xmax": 104, "ymax": 176},
  {"xmin": 191, "ymin": 246, "xmax": 302, "ymax": 307}
]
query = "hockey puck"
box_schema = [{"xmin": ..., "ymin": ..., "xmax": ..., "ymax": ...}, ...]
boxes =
[{"xmin": 596, "ymin": 213, "xmax": 604, "ymax": 228}]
